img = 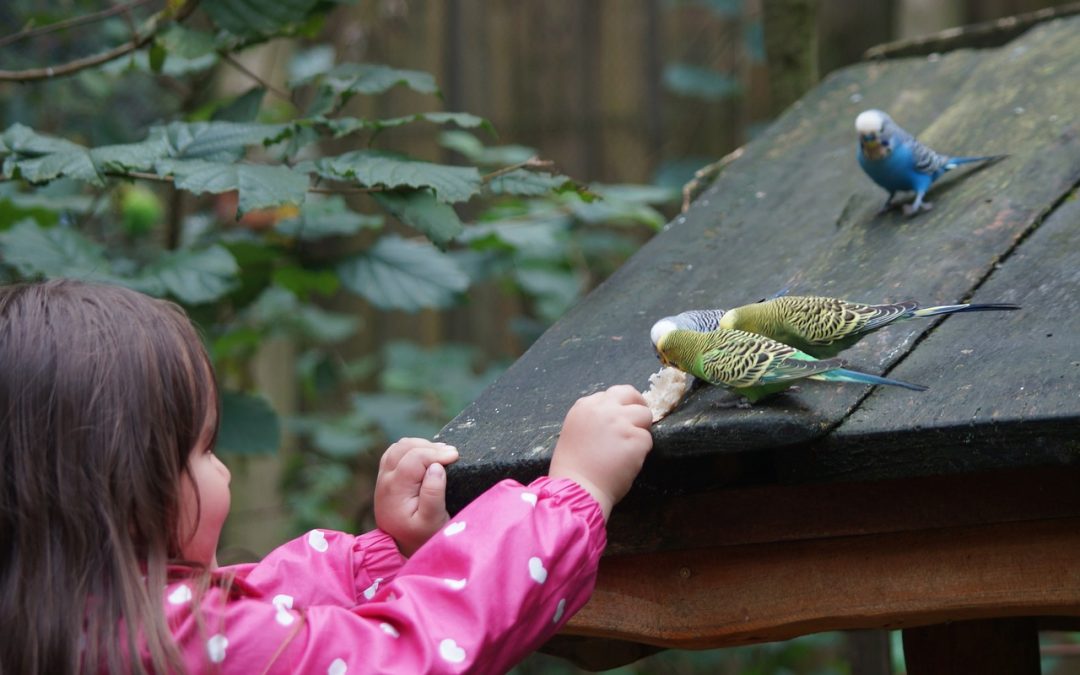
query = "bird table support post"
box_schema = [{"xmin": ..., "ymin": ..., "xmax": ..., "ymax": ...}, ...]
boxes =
[
  {"xmin": 762, "ymin": 0, "xmax": 820, "ymax": 116},
  {"xmin": 902, "ymin": 618, "xmax": 1041, "ymax": 675}
]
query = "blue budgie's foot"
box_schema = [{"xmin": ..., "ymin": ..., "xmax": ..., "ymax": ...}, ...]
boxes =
[
  {"xmin": 902, "ymin": 191, "xmax": 932, "ymax": 217},
  {"xmin": 876, "ymin": 193, "xmax": 898, "ymax": 215},
  {"xmin": 902, "ymin": 200, "xmax": 933, "ymax": 217}
]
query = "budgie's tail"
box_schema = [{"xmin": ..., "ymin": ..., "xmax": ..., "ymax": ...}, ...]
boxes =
[
  {"xmin": 910, "ymin": 302, "xmax": 1020, "ymax": 318},
  {"xmin": 814, "ymin": 368, "xmax": 928, "ymax": 392},
  {"xmin": 946, "ymin": 154, "xmax": 1009, "ymax": 168}
]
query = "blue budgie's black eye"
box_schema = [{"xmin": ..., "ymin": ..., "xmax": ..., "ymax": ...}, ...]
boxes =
[{"xmin": 881, "ymin": 139, "xmax": 890, "ymax": 147}]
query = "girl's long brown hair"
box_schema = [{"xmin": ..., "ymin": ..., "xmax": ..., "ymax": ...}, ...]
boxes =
[{"xmin": 0, "ymin": 279, "xmax": 220, "ymax": 674}]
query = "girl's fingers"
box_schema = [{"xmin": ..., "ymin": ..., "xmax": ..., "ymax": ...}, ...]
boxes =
[
  {"xmin": 415, "ymin": 462, "xmax": 449, "ymax": 526},
  {"xmin": 392, "ymin": 444, "xmax": 460, "ymax": 484}
]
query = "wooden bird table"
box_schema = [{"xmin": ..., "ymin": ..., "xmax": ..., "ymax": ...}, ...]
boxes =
[{"xmin": 438, "ymin": 16, "xmax": 1080, "ymax": 674}]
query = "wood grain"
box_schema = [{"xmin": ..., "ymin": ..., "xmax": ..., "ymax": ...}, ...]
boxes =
[{"xmin": 565, "ymin": 517, "xmax": 1080, "ymax": 649}]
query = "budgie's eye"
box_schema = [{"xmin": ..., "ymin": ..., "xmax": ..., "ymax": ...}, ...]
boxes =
[{"xmin": 881, "ymin": 139, "xmax": 890, "ymax": 147}]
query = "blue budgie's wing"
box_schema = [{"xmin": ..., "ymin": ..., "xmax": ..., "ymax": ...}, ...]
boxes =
[{"xmin": 909, "ymin": 137, "xmax": 951, "ymax": 176}]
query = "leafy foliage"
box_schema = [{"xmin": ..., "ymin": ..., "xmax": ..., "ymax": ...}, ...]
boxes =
[{"xmin": 0, "ymin": 0, "xmax": 672, "ymax": 536}]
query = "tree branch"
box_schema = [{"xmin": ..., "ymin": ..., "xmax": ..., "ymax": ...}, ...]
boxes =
[
  {"xmin": 0, "ymin": 0, "xmax": 199, "ymax": 83},
  {"xmin": 219, "ymin": 52, "xmax": 294, "ymax": 102},
  {"xmin": 0, "ymin": 0, "xmax": 155, "ymax": 50}
]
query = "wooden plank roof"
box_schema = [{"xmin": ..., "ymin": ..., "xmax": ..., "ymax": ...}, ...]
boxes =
[{"xmin": 438, "ymin": 15, "xmax": 1080, "ymax": 521}]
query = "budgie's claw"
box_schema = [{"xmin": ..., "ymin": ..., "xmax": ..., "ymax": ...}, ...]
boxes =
[{"xmin": 902, "ymin": 201, "xmax": 933, "ymax": 217}]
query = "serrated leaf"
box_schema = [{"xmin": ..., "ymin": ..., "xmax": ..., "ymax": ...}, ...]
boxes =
[
  {"xmin": 153, "ymin": 121, "xmax": 290, "ymax": 162},
  {"xmin": 91, "ymin": 137, "xmax": 175, "ymax": 173},
  {"xmin": 157, "ymin": 159, "xmax": 308, "ymax": 214},
  {"xmin": 142, "ymin": 244, "xmax": 239, "ymax": 304},
  {"xmin": 322, "ymin": 63, "xmax": 439, "ymax": 97},
  {"xmin": 202, "ymin": 0, "xmax": 320, "ymax": 36},
  {"xmin": 315, "ymin": 150, "xmax": 480, "ymax": 204},
  {"xmin": 374, "ymin": 190, "xmax": 463, "ymax": 247},
  {"xmin": 328, "ymin": 112, "xmax": 494, "ymax": 138},
  {"xmin": 1, "ymin": 124, "xmax": 85, "ymax": 156},
  {"xmin": 275, "ymin": 195, "xmax": 382, "ymax": 240},
  {"xmin": 336, "ymin": 235, "xmax": 468, "ymax": 311},
  {"xmin": 486, "ymin": 169, "xmax": 570, "ymax": 196},
  {"xmin": 0, "ymin": 218, "xmax": 112, "ymax": 279},
  {"xmin": 13, "ymin": 149, "xmax": 101, "ymax": 185},
  {"xmin": 217, "ymin": 391, "xmax": 281, "ymax": 455}
]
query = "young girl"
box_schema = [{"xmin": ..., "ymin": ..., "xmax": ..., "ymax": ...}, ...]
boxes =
[{"xmin": 0, "ymin": 279, "xmax": 654, "ymax": 674}]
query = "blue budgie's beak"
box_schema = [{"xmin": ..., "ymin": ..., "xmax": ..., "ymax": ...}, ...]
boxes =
[{"xmin": 860, "ymin": 134, "xmax": 889, "ymax": 160}]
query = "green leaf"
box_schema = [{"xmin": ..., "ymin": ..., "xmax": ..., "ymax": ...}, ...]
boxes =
[
  {"xmin": 275, "ymin": 195, "xmax": 383, "ymax": 240},
  {"xmin": 246, "ymin": 285, "xmax": 359, "ymax": 342},
  {"xmin": 1, "ymin": 124, "xmax": 85, "ymax": 156},
  {"xmin": 272, "ymin": 266, "xmax": 339, "ymax": 297},
  {"xmin": 288, "ymin": 45, "xmax": 336, "ymax": 86},
  {"xmin": 336, "ymin": 235, "xmax": 468, "ymax": 311},
  {"xmin": 153, "ymin": 121, "xmax": 290, "ymax": 162},
  {"xmin": 157, "ymin": 159, "xmax": 308, "ymax": 215},
  {"xmin": 217, "ymin": 391, "xmax": 281, "ymax": 455},
  {"xmin": 0, "ymin": 218, "xmax": 114, "ymax": 280},
  {"xmin": 327, "ymin": 112, "xmax": 494, "ymax": 138},
  {"xmin": 350, "ymin": 392, "xmax": 440, "ymax": 442},
  {"xmin": 321, "ymin": 63, "xmax": 440, "ymax": 97},
  {"xmin": 663, "ymin": 63, "xmax": 741, "ymax": 101},
  {"xmin": 315, "ymin": 150, "xmax": 481, "ymax": 204},
  {"xmin": 374, "ymin": 189, "xmax": 463, "ymax": 247},
  {"xmin": 439, "ymin": 131, "xmax": 535, "ymax": 166},
  {"xmin": 149, "ymin": 43, "xmax": 167, "ymax": 73},
  {"xmin": 12, "ymin": 149, "xmax": 101, "ymax": 185},
  {"xmin": 156, "ymin": 24, "xmax": 218, "ymax": 59},
  {"xmin": 202, "ymin": 0, "xmax": 321, "ymax": 36},
  {"xmin": 142, "ymin": 244, "xmax": 239, "ymax": 305},
  {"xmin": 212, "ymin": 87, "xmax": 266, "ymax": 123},
  {"xmin": 486, "ymin": 169, "xmax": 571, "ymax": 196},
  {"xmin": 91, "ymin": 137, "xmax": 175, "ymax": 173}
]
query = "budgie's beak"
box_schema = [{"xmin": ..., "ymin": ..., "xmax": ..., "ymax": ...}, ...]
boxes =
[{"xmin": 860, "ymin": 134, "xmax": 888, "ymax": 160}]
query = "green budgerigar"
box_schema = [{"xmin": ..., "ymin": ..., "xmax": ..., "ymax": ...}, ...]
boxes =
[
  {"xmin": 652, "ymin": 295, "xmax": 1019, "ymax": 360},
  {"xmin": 652, "ymin": 325, "xmax": 927, "ymax": 403}
]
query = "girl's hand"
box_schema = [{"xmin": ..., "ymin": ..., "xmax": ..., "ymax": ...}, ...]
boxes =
[
  {"xmin": 374, "ymin": 438, "xmax": 460, "ymax": 557},
  {"xmin": 548, "ymin": 385, "xmax": 654, "ymax": 520}
]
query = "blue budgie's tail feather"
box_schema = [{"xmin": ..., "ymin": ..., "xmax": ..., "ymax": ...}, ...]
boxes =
[
  {"xmin": 911, "ymin": 302, "xmax": 1020, "ymax": 318},
  {"xmin": 946, "ymin": 154, "xmax": 1009, "ymax": 168},
  {"xmin": 817, "ymin": 368, "xmax": 928, "ymax": 392}
]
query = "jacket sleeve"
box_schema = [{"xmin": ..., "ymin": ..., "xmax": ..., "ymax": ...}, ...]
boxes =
[
  {"xmin": 165, "ymin": 477, "xmax": 606, "ymax": 675},
  {"xmin": 224, "ymin": 528, "xmax": 407, "ymax": 609}
]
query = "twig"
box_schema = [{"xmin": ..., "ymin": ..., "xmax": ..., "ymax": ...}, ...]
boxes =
[
  {"xmin": 864, "ymin": 1, "xmax": 1080, "ymax": 59},
  {"xmin": 480, "ymin": 156, "xmax": 556, "ymax": 184},
  {"xmin": 681, "ymin": 146, "xmax": 744, "ymax": 213},
  {"xmin": 0, "ymin": 0, "xmax": 155, "ymax": 50},
  {"xmin": 0, "ymin": 0, "xmax": 199, "ymax": 83},
  {"xmin": 219, "ymin": 52, "xmax": 293, "ymax": 102}
]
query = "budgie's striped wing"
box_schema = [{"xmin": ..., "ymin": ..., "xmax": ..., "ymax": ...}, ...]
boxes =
[
  {"xmin": 773, "ymin": 296, "xmax": 917, "ymax": 343},
  {"xmin": 696, "ymin": 329, "xmax": 839, "ymax": 387}
]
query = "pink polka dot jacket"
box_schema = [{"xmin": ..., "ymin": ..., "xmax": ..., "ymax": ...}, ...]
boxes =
[{"xmin": 161, "ymin": 477, "xmax": 606, "ymax": 674}]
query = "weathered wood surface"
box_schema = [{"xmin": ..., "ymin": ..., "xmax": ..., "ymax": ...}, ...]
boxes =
[
  {"xmin": 566, "ymin": 516, "xmax": 1080, "ymax": 650},
  {"xmin": 438, "ymin": 16, "xmax": 1080, "ymax": 513}
]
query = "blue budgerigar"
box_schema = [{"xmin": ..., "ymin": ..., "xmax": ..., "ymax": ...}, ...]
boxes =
[{"xmin": 855, "ymin": 109, "xmax": 1006, "ymax": 216}]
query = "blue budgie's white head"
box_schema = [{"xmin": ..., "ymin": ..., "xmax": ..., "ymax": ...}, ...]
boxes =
[{"xmin": 856, "ymin": 109, "xmax": 894, "ymax": 161}]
